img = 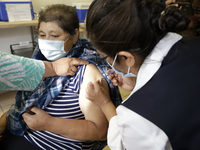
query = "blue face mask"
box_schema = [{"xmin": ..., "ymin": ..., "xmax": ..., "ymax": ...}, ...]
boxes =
[
  {"xmin": 38, "ymin": 37, "xmax": 70, "ymax": 61},
  {"xmin": 108, "ymin": 54, "xmax": 136, "ymax": 77}
]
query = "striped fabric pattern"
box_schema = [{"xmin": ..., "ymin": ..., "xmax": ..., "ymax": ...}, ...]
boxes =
[
  {"xmin": 0, "ymin": 51, "xmax": 44, "ymax": 91},
  {"xmin": 24, "ymin": 65, "xmax": 94, "ymax": 150}
]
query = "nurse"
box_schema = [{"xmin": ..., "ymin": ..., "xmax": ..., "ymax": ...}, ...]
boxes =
[
  {"xmin": 85, "ymin": 0, "xmax": 200, "ymax": 149},
  {"xmin": 0, "ymin": 51, "xmax": 88, "ymax": 91}
]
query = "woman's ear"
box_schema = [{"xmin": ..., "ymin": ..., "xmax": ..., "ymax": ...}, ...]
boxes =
[
  {"xmin": 72, "ymin": 28, "xmax": 79, "ymax": 44},
  {"xmin": 118, "ymin": 51, "xmax": 135, "ymax": 67}
]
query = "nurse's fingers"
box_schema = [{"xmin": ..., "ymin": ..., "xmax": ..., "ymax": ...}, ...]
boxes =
[
  {"xmin": 106, "ymin": 69, "xmax": 114, "ymax": 74},
  {"xmin": 85, "ymin": 82, "xmax": 95, "ymax": 99},
  {"xmin": 111, "ymin": 78, "xmax": 120, "ymax": 86},
  {"xmin": 106, "ymin": 69, "xmax": 116, "ymax": 80},
  {"xmin": 86, "ymin": 81, "xmax": 101, "ymax": 95}
]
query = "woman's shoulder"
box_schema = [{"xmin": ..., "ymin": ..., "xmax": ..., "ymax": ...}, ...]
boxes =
[
  {"xmin": 74, "ymin": 64, "xmax": 106, "ymax": 93},
  {"xmin": 84, "ymin": 63, "xmax": 104, "ymax": 81}
]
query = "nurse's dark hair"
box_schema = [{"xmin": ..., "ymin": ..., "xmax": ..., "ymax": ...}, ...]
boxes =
[
  {"xmin": 38, "ymin": 4, "xmax": 79, "ymax": 35},
  {"xmin": 86, "ymin": 0, "xmax": 190, "ymax": 58}
]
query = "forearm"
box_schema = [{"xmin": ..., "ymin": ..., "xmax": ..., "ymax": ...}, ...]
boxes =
[
  {"xmin": 0, "ymin": 52, "xmax": 44, "ymax": 91},
  {"xmin": 101, "ymin": 100, "xmax": 117, "ymax": 122},
  {"xmin": 46, "ymin": 117, "xmax": 107, "ymax": 141},
  {"xmin": 43, "ymin": 61, "xmax": 56, "ymax": 78}
]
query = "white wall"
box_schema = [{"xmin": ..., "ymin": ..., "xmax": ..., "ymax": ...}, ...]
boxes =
[
  {"xmin": 32, "ymin": 0, "xmax": 93, "ymax": 14},
  {"xmin": 0, "ymin": 27, "xmax": 33, "ymax": 54}
]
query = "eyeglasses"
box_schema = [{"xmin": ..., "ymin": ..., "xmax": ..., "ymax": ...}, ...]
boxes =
[
  {"xmin": 95, "ymin": 48, "xmax": 140, "ymax": 64},
  {"xmin": 95, "ymin": 54, "xmax": 109, "ymax": 64},
  {"xmin": 106, "ymin": 54, "xmax": 117, "ymax": 67},
  {"xmin": 99, "ymin": 55, "xmax": 109, "ymax": 61}
]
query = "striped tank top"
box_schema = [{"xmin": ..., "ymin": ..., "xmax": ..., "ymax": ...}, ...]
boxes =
[{"xmin": 24, "ymin": 65, "xmax": 94, "ymax": 150}]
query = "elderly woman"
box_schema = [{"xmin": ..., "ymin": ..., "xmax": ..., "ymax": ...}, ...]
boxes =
[{"xmin": 0, "ymin": 4, "xmax": 121, "ymax": 150}]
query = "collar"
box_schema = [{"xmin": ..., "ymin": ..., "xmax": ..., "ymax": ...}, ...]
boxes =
[{"xmin": 123, "ymin": 32, "xmax": 182, "ymax": 102}]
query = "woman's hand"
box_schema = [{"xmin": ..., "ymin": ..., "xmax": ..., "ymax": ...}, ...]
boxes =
[
  {"xmin": 52, "ymin": 57, "xmax": 89, "ymax": 76},
  {"xmin": 106, "ymin": 69, "xmax": 136, "ymax": 91},
  {"xmin": 43, "ymin": 57, "xmax": 89, "ymax": 78},
  {"xmin": 22, "ymin": 107, "xmax": 52, "ymax": 131}
]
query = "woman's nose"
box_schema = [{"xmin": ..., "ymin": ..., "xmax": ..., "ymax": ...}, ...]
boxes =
[{"xmin": 45, "ymin": 36, "xmax": 51, "ymax": 40}]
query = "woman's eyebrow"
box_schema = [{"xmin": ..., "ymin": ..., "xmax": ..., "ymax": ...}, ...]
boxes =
[
  {"xmin": 38, "ymin": 30, "xmax": 45, "ymax": 33},
  {"xmin": 49, "ymin": 30, "xmax": 63, "ymax": 35}
]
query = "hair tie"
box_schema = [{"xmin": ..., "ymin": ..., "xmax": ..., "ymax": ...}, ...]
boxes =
[
  {"xmin": 158, "ymin": 10, "xmax": 165, "ymax": 30},
  {"xmin": 103, "ymin": 0, "xmax": 107, "ymax": 7}
]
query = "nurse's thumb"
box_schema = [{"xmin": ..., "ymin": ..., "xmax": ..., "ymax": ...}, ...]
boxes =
[{"xmin": 86, "ymin": 82, "xmax": 94, "ymax": 95}]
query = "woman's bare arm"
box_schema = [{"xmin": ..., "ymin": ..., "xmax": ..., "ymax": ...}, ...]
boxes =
[{"xmin": 78, "ymin": 64, "xmax": 109, "ymax": 140}]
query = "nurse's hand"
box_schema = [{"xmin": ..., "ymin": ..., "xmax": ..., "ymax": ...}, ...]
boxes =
[
  {"xmin": 22, "ymin": 107, "xmax": 52, "ymax": 131},
  {"xmin": 106, "ymin": 69, "xmax": 136, "ymax": 91},
  {"xmin": 85, "ymin": 80, "xmax": 111, "ymax": 108},
  {"xmin": 86, "ymin": 80, "xmax": 117, "ymax": 122}
]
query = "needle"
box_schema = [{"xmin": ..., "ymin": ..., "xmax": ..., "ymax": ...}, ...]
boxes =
[{"xmin": 100, "ymin": 71, "xmax": 115, "ymax": 81}]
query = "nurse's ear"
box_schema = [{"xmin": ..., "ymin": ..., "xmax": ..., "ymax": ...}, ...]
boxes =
[
  {"xmin": 72, "ymin": 28, "xmax": 79, "ymax": 44},
  {"xmin": 118, "ymin": 51, "xmax": 135, "ymax": 67}
]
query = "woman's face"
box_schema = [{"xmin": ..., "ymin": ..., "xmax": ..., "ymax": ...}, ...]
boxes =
[{"xmin": 38, "ymin": 21, "xmax": 74, "ymax": 52}]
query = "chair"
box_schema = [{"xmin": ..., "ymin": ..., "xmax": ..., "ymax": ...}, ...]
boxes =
[{"xmin": 10, "ymin": 42, "xmax": 36, "ymax": 58}]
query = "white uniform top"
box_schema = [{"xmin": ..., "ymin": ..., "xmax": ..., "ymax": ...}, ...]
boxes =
[{"xmin": 107, "ymin": 33, "xmax": 182, "ymax": 150}]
